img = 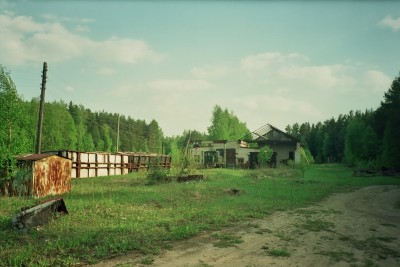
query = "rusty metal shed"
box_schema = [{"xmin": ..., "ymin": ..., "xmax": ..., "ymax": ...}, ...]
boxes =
[{"xmin": 15, "ymin": 154, "xmax": 72, "ymax": 197}]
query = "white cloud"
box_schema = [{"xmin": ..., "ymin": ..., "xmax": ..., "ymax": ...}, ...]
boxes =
[
  {"xmin": 278, "ymin": 64, "xmax": 355, "ymax": 89},
  {"xmin": 0, "ymin": 12, "xmax": 163, "ymax": 66},
  {"xmin": 363, "ymin": 70, "xmax": 392, "ymax": 93},
  {"xmin": 111, "ymin": 83, "xmax": 146, "ymax": 97},
  {"xmin": 74, "ymin": 25, "xmax": 90, "ymax": 33},
  {"xmin": 240, "ymin": 51, "xmax": 356, "ymax": 94},
  {"xmin": 41, "ymin": 14, "xmax": 95, "ymax": 25},
  {"xmin": 191, "ymin": 64, "xmax": 229, "ymax": 79},
  {"xmin": 97, "ymin": 67, "xmax": 117, "ymax": 75},
  {"xmin": 241, "ymin": 52, "xmax": 308, "ymax": 71},
  {"xmin": 227, "ymin": 94, "xmax": 324, "ymax": 131},
  {"xmin": 233, "ymin": 51, "xmax": 392, "ymax": 129},
  {"xmin": 41, "ymin": 14, "xmax": 95, "ymax": 33},
  {"xmin": 232, "ymin": 95, "xmax": 321, "ymax": 116},
  {"xmin": 147, "ymin": 79, "xmax": 212, "ymax": 92},
  {"xmin": 378, "ymin": 15, "xmax": 400, "ymax": 31},
  {"xmin": 64, "ymin": 85, "xmax": 75, "ymax": 93},
  {"xmin": 88, "ymin": 37, "xmax": 163, "ymax": 64}
]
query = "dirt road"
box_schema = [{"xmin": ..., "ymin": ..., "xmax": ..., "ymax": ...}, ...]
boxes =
[{"xmin": 94, "ymin": 185, "xmax": 400, "ymax": 267}]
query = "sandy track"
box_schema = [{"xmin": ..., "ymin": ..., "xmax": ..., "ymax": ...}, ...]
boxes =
[{"xmin": 94, "ymin": 185, "xmax": 400, "ymax": 267}]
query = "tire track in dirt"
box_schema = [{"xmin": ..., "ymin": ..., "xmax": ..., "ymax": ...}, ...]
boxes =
[{"xmin": 93, "ymin": 185, "xmax": 400, "ymax": 267}]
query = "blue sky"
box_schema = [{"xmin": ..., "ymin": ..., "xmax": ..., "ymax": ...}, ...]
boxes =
[{"xmin": 1, "ymin": 1, "xmax": 399, "ymax": 136}]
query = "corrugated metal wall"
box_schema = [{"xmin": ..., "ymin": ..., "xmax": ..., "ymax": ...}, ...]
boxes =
[
  {"xmin": 33, "ymin": 156, "xmax": 71, "ymax": 197},
  {"xmin": 15, "ymin": 154, "xmax": 72, "ymax": 197}
]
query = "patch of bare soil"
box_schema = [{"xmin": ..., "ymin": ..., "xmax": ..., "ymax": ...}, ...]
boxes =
[{"xmin": 93, "ymin": 185, "xmax": 400, "ymax": 267}]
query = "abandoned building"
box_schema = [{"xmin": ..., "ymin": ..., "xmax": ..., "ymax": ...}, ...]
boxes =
[{"xmin": 190, "ymin": 124, "xmax": 300, "ymax": 168}]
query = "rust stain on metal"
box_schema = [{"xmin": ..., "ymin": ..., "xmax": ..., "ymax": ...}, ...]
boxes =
[{"xmin": 16, "ymin": 154, "xmax": 72, "ymax": 197}]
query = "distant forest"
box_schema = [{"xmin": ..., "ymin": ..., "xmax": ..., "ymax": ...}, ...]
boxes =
[
  {"xmin": 285, "ymin": 72, "xmax": 400, "ymax": 170},
  {"xmin": 1, "ymin": 64, "xmax": 399, "ymax": 172},
  {"xmin": 23, "ymin": 99, "xmax": 164, "ymax": 154}
]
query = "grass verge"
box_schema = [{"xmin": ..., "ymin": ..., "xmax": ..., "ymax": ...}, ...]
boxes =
[{"xmin": 0, "ymin": 164, "xmax": 399, "ymax": 266}]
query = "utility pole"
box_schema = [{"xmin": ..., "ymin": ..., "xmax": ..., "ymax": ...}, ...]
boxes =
[
  {"xmin": 184, "ymin": 130, "xmax": 191, "ymax": 157},
  {"xmin": 116, "ymin": 114, "xmax": 120, "ymax": 152},
  {"xmin": 36, "ymin": 62, "xmax": 47, "ymax": 154}
]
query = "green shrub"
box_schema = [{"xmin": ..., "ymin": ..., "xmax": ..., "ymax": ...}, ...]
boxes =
[
  {"xmin": 146, "ymin": 167, "xmax": 171, "ymax": 185},
  {"xmin": 258, "ymin": 145, "xmax": 274, "ymax": 168}
]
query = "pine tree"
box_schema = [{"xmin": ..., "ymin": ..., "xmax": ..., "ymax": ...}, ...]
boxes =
[{"xmin": 376, "ymin": 73, "xmax": 400, "ymax": 169}]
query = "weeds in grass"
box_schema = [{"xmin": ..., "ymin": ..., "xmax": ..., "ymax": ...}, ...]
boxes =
[
  {"xmin": 338, "ymin": 235, "xmax": 352, "ymax": 241},
  {"xmin": 115, "ymin": 262, "xmax": 135, "ymax": 267},
  {"xmin": 380, "ymin": 223, "xmax": 397, "ymax": 228},
  {"xmin": 247, "ymin": 222, "xmax": 260, "ymax": 228},
  {"xmin": 316, "ymin": 250, "xmax": 356, "ymax": 263},
  {"xmin": 373, "ymin": 236, "xmax": 396, "ymax": 243},
  {"xmin": 319, "ymin": 208, "xmax": 343, "ymax": 215},
  {"xmin": 212, "ymin": 233, "xmax": 243, "ymax": 248},
  {"xmin": 338, "ymin": 235, "xmax": 400, "ymax": 260},
  {"xmin": 198, "ymin": 260, "xmax": 214, "ymax": 267},
  {"xmin": 293, "ymin": 209, "xmax": 318, "ymax": 215},
  {"xmin": 360, "ymin": 238, "xmax": 400, "ymax": 259},
  {"xmin": 363, "ymin": 259, "xmax": 378, "ymax": 267},
  {"xmin": 395, "ymin": 199, "xmax": 400, "ymax": 209},
  {"xmin": 268, "ymin": 249, "xmax": 291, "ymax": 257},
  {"xmin": 255, "ymin": 228, "xmax": 273, "ymax": 235},
  {"xmin": 274, "ymin": 231, "xmax": 294, "ymax": 242},
  {"xmin": 146, "ymin": 167, "xmax": 171, "ymax": 185},
  {"xmin": 299, "ymin": 219, "xmax": 335, "ymax": 232},
  {"xmin": 1, "ymin": 165, "xmax": 400, "ymax": 265},
  {"xmin": 140, "ymin": 256, "xmax": 154, "ymax": 265}
]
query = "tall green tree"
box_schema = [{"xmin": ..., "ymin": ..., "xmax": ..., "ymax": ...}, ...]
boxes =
[
  {"xmin": 68, "ymin": 102, "xmax": 94, "ymax": 151},
  {"xmin": 344, "ymin": 118, "xmax": 366, "ymax": 166},
  {"xmin": 376, "ymin": 73, "xmax": 400, "ymax": 169},
  {"xmin": 207, "ymin": 105, "xmax": 250, "ymax": 140},
  {"xmin": 99, "ymin": 124, "xmax": 113, "ymax": 152},
  {"xmin": 147, "ymin": 119, "xmax": 163, "ymax": 153},
  {"xmin": 23, "ymin": 98, "xmax": 40, "ymax": 152},
  {"xmin": 344, "ymin": 116, "xmax": 380, "ymax": 167},
  {"xmin": 41, "ymin": 101, "xmax": 77, "ymax": 151},
  {"xmin": 0, "ymin": 65, "xmax": 30, "ymax": 195},
  {"xmin": 208, "ymin": 105, "xmax": 229, "ymax": 139}
]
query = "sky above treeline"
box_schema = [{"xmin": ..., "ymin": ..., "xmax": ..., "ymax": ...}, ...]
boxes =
[{"xmin": 1, "ymin": 0, "xmax": 399, "ymax": 136}]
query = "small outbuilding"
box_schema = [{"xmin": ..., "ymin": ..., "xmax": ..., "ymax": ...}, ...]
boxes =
[{"xmin": 14, "ymin": 154, "xmax": 72, "ymax": 197}]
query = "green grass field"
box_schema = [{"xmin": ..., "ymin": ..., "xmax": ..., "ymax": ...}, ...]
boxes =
[{"xmin": 1, "ymin": 164, "xmax": 399, "ymax": 266}]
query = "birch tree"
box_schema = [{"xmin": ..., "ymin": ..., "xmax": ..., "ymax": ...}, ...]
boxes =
[{"xmin": 0, "ymin": 65, "xmax": 29, "ymax": 195}]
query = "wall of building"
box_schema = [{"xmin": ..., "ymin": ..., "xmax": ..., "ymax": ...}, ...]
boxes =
[
  {"xmin": 33, "ymin": 156, "xmax": 72, "ymax": 197},
  {"xmin": 12, "ymin": 163, "xmax": 33, "ymax": 196},
  {"xmin": 14, "ymin": 155, "xmax": 72, "ymax": 197},
  {"xmin": 268, "ymin": 143, "xmax": 299, "ymax": 164},
  {"xmin": 190, "ymin": 140, "xmax": 300, "ymax": 168}
]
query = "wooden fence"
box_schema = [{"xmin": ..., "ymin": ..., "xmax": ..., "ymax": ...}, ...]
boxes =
[{"xmin": 46, "ymin": 150, "xmax": 171, "ymax": 178}]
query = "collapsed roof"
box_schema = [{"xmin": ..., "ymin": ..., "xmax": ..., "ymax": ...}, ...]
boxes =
[{"xmin": 242, "ymin": 124, "xmax": 299, "ymax": 144}]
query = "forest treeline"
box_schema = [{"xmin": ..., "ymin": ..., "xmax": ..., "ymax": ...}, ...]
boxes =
[
  {"xmin": 24, "ymin": 99, "xmax": 164, "ymax": 154},
  {"xmin": 1, "ymin": 64, "xmax": 399, "ymax": 174},
  {"xmin": 0, "ymin": 64, "xmax": 249, "ymax": 175},
  {"xmin": 285, "ymin": 72, "xmax": 400, "ymax": 170}
]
